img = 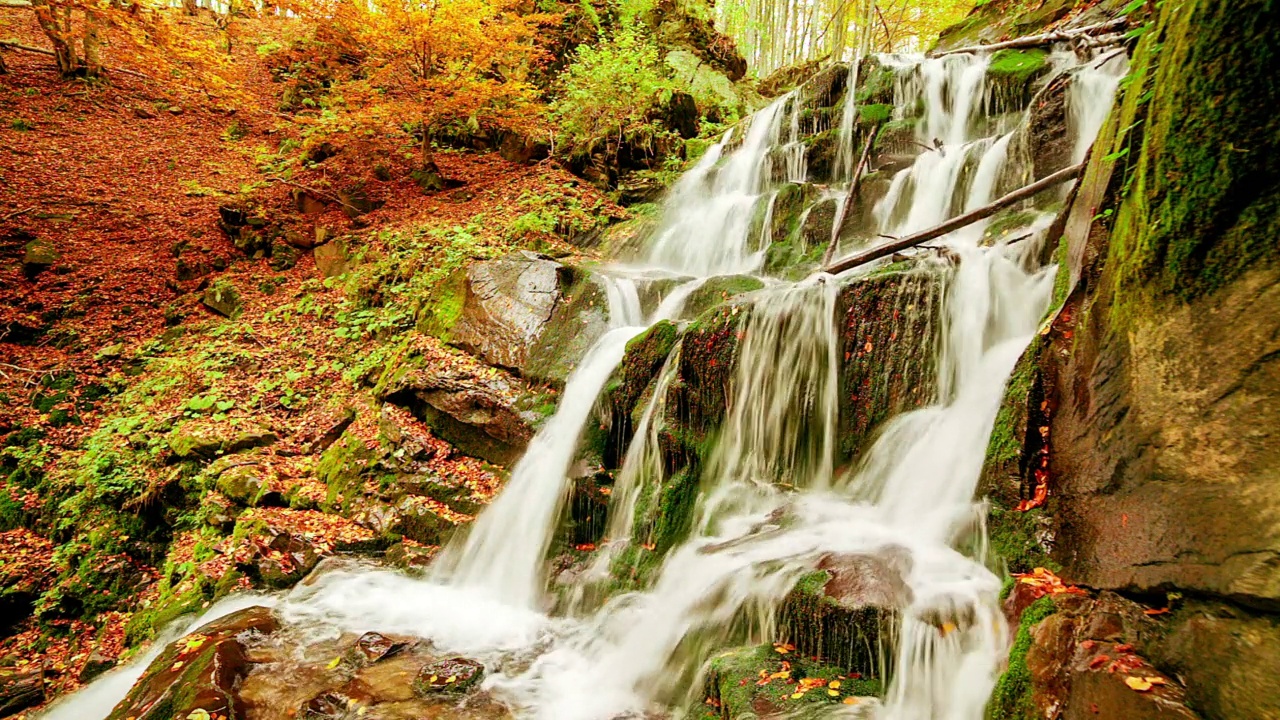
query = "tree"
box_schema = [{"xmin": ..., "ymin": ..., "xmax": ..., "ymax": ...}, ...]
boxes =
[{"xmin": 287, "ymin": 0, "xmax": 552, "ymax": 186}]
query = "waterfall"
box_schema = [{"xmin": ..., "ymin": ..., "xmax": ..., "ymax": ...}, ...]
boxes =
[{"xmin": 54, "ymin": 44, "xmax": 1131, "ymax": 720}]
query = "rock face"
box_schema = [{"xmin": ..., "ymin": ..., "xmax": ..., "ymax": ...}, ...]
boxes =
[
  {"xmin": 430, "ymin": 252, "xmax": 617, "ymax": 387},
  {"xmin": 448, "ymin": 251, "xmax": 567, "ymax": 372},
  {"xmin": 376, "ymin": 338, "xmax": 538, "ymax": 465},
  {"xmin": 981, "ymin": 0, "xmax": 1280, "ymax": 715}
]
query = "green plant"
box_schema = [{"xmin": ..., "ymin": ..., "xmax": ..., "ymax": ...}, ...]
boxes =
[
  {"xmin": 552, "ymin": 24, "xmax": 675, "ymax": 158},
  {"xmin": 9, "ymin": 118, "xmax": 34, "ymax": 131}
]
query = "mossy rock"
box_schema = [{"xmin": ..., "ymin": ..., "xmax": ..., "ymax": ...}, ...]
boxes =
[
  {"xmin": 836, "ymin": 267, "xmax": 945, "ymax": 460},
  {"xmin": 855, "ymin": 56, "xmax": 897, "ymax": 106},
  {"xmin": 986, "ymin": 596, "xmax": 1057, "ymax": 720},
  {"xmin": 412, "ymin": 657, "xmax": 484, "ymax": 695},
  {"xmin": 605, "ymin": 320, "xmax": 682, "ymax": 464},
  {"xmin": 201, "ymin": 280, "xmax": 243, "ymax": 319},
  {"xmin": 525, "ymin": 271, "xmax": 612, "ymax": 387},
  {"xmin": 415, "ymin": 264, "xmax": 468, "ymax": 341},
  {"xmin": 683, "ymin": 275, "xmax": 765, "ymax": 319},
  {"xmin": 703, "ymin": 644, "xmax": 883, "ymax": 720},
  {"xmin": 986, "ymin": 49, "xmax": 1051, "ymax": 109}
]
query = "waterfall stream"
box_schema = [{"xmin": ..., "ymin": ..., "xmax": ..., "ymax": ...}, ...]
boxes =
[{"xmin": 43, "ymin": 47, "xmax": 1127, "ymax": 720}]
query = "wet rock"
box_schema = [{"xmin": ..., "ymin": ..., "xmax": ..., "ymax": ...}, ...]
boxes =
[
  {"xmin": 346, "ymin": 632, "xmax": 411, "ymax": 666},
  {"xmin": 293, "ymin": 187, "xmax": 328, "ymax": 214},
  {"xmin": 22, "ymin": 238, "xmax": 59, "ymax": 278},
  {"xmin": 836, "ymin": 266, "xmax": 945, "ymax": 459},
  {"xmin": 682, "ymin": 275, "xmax": 765, "ymax": 319},
  {"xmin": 0, "ymin": 668, "xmax": 43, "ymax": 716},
  {"xmin": 105, "ymin": 606, "xmax": 279, "ymax": 720},
  {"xmin": 216, "ymin": 462, "xmax": 277, "ymax": 506},
  {"xmin": 615, "ymin": 171, "xmax": 666, "ymax": 205},
  {"xmin": 202, "ymin": 280, "xmax": 243, "ymax": 318},
  {"xmin": 393, "ymin": 496, "xmax": 466, "ymax": 545},
  {"xmin": 705, "ymin": 644, "xmax": 882, "ymax": 719},
  {"xmin": 413, "ymin": 657, "xmax": 484, "ymax": 695},
  {"xmin": 779, "ymin": 551, "xmax": 910, "ymax": 676},
  {"xmin": 1027, "ymin": 73, "xmax": 1072, "ymax": 180},
  {"xmin": 338, "ymin": 182, "xmax": 382, "ymax": 218}
]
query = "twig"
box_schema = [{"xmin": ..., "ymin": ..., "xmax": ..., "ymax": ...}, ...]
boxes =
[
  {"xmin": 825, "ymin": 163, "xmax": 1084, "ymax": 274},
  {"xmin": 1, "ymin": 206, "xmax": 34, "ymax": 222}
]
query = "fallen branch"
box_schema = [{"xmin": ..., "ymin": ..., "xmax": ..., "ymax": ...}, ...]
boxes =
[
  {"xmin": 932, "ymin": 18, "xmax": 1128, "ymax": 57},
  {"xmin": 823, "ymin": 129, "xmax": 878, "ymax": 266},
  {"xmin": 2, "ymin": 206, "xmax": 33, "ymax": 221},
  {"xmin": 0, "ymin": 40, "xmax": 152, "ymax": 79},
  {"xmin": 265, "ymin": 176, "xmax": 361, "ymax": 214},
  {"xmin": 824, "ymin": 163, "xmax": 1084, "ymax": 275}
]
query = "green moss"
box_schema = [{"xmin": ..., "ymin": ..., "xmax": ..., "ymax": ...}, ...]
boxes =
[
  {"xmin": 416, "ymin": 265, "xmax": 468, "ymax": 341},
  {"xmin": 1104, "ymin": 0, "xmax": 1280, "ymax": 306},
  {"xmin": 986, "ymin": 596, "xmax": 1057, "ymax": 720},
  {"xmin": 858, "ymin": 103, "xmax": 893, "ymax": 127},
  {"xmin": 682, "ymin": 275, "xmax": 765, "ymax": 318},
  {"xmin": 988, "ymin": 49, "xmax": 1049, "ymax": 83}
]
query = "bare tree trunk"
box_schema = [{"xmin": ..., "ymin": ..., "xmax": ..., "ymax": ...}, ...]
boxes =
[
  {"xmin": 82, "ymin": 8, "xmax": 101, "ymax": 78},
  {"xmin": 0, "ymin": 50, "xmax": 7, "ymax": 74},
  {"xmin": 181, "ymin": 0, "xmax": 198, "ymax": 15},
  {"xmin": 29, "ymin": 0, "xmax": 78, "ymax": 76}
]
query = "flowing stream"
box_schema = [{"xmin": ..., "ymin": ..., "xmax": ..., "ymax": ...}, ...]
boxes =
[{"xmin": 46, "ymin": 47, "xmax": 1126, "ymax": 720}]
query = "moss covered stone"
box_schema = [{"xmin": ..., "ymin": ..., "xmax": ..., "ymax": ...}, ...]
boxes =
[
  {"xmin": 683, "ymin": 275, "xmax": 765, "ymax": 319},
  {"xmin": 986, "ymin": 49, "xmax": 1051, "ymax": 109},
  {"xmin": 703, "ymin": 644, "xmax": 882, "ymax": 720},
  {"xmin": 837, "ymin": 266, "xmax": 945, "ymax": 460},
  {"xmin": 986, "ymin": 595, "xmax": 1056, "ymax": 720}
]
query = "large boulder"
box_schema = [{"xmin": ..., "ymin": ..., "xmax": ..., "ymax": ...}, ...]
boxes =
[
  {"xmin": 375, "ymin": 337, "xmax": 539, "ymax": 465},
  {"xmin": 444, "ymin": 251, "xmax": 566, "ymax": 372}
]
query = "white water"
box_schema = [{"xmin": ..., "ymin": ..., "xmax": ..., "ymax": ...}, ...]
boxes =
[
  {"xmin": 57, "ymin": 48, "xmax": 1126, "ymax": 720},
  {"xmin": 1068, "ymin": 51, "xmax": 1129, "ymax": 163}
]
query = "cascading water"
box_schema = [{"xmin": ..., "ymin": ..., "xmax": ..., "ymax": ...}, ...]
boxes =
[{"xmin": 52, "ymin": 43, "xmax": 1129, "ymax": 720}]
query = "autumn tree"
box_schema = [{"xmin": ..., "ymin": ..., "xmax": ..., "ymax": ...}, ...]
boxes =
[{"xmin": 287, "ymin": 0, "xmax": 553, "ymax": 189}]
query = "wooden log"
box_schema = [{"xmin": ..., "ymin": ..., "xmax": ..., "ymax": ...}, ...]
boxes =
[
  {"xmin": 823, "ymin": 129, "xmax": 878, "ymax": 266},
  {"xmin": 931, "ymin": 18, "xmax": 1128, "ymax": 57},
  {"xmin": 824, "ymin": 163, "xmax": 1084, "ymax": 275}
]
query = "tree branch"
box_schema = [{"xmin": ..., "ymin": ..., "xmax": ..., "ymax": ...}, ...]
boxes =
[
  {"xmin": 823, "ymin": 128, "xmax": 878, "ymax": 266},
  {"xmin": 931, "ymin": 18, "xmax": 1128, "ymax": 57},
  {"xmin": 824, "ymin": 163, "xmax": 1084, "ymax": 275}
]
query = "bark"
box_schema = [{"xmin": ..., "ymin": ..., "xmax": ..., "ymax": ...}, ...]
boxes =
[
  {"xmin": 82, "ymin": 8, "xmax": 101, "ymax": 78},
  {"xmin": 932, "ymin": 18, "xmax": 1128, "ymax": 57},
  {"xmin": 0, "ymin": 50, "xmax": 7, "ymax": 75},
  {"xmin": 0, "ymin": 41, "xmax": 151, "ymax": 78},
  {"xmin": 181, "ymin": 0, "xmax": 197, "ymax": 14},
  {"xmin": 824, "ymin": 163, "xmax": 1084, "ymax": 275},
  {"xmin": 28, "ymin": 0, "xmax": 78, "ymax": 76}
]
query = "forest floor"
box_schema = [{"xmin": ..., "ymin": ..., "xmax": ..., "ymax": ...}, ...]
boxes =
[{"xmin": 0, "ymin": 11, "xmax": 621, "ymax": 713}]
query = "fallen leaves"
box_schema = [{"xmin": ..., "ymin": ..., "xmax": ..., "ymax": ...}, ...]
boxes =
[
  {"xmin": 1124, "ymin": 676, "xmax": 1166, "ymax": 692},
  {"xmin": 1011, "ymin": 567, "xmax": 1087, "ymax": 599}
]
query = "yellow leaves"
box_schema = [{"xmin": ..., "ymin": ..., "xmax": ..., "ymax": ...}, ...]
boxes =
[
  {"xmin": 843, "ymin": 696, "xmax": 860, "ymax": 705},
  {"xmin": 772, "ymin": 642, "xmax": 795, "ymax": 654},
  {"xmin": 1125, "ymin": 676, "xmax": 1167, "ymax": 693},
  {"xmin": 1012, "ymin": 567, "xmax": 1088, "ymax": 599},
  {"xmin": 181, "ymin": 635, "xmax": 207, "ymax": 655},
  {"xmin": 940, "ymin": 621, "xmax": 958, "ymax": 637},
  {"xmin": 169, "ymin": 660, "xmax": 185, "ymax": 672},
  {"xmin": 827, "ymin": 689, "xmax": 840, "ymax": 697},
  {"xmin": 445, "ymin": 675, "xmax": 458, "ymax": 683},
  {"xmin": 326, "ymin": 656, "xmax": 342, "ymax": 670},
  {"xmin": 828, "ymin": 680, "xmax": 841, "ymax": 689}
]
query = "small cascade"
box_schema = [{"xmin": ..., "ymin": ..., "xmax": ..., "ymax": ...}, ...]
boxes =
[
  {"xmin": 53, "ymin": 35, "xmax": 1134, "ymax": 720},
  {"xmin": 1068, "ymin": 52, "xmax": 1129, "ymax": 162},
  {"xmin": 644, "ymin": 96, "xmax": 792, "ymax": 276}
]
